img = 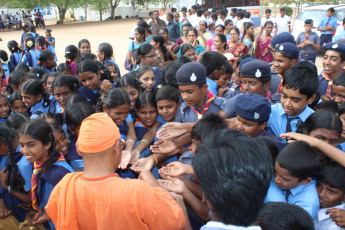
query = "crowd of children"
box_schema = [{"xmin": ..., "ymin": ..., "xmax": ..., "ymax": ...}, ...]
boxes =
[{"xmin": 0, "ymin": 4, "xmax": 344, "ymax": 230}]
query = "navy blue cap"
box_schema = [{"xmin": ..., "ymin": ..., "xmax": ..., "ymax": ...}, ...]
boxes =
[
  {"xmin": 304, "ymin": 19, "xmax": 313, "ymax": 24},
  {"xmin": 176, "ymin": 62, "xmax": 207, "ymax": 85},
  {"xmin": 240, "ymin": 59, "xmax": 271, "ymax": 81},
  {"xmin": 275, "ymin": 42, "xmax": 299, "ymax": 59},
  {"xmin": 239, "ymin": 57, "xmax": 256, "ymax": 71},
  {"xmin": 235, "ymin": 93, "xmax": 271, "ymax": 122},
  {"xmin": 323, "ymin": 42, "xmax": 345, "ymax": 56},
  {"xmin": 271, "ymin": 32, "xmax": 295, "ymax": 48}
]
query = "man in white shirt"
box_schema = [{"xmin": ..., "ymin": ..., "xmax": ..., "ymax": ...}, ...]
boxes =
[
  {"xmin": 216, "ymin": 9, "xmax": 228, "ymax": 26},
  {"xmin": 236, "ymin": 11, "xmax": 245, "ymax": 31},
  {"xmin": 180, "ymin": 7, "xmax": 190, "ymax": 25},
  {"xmin": 147, "ymin": 11, "xmax": 154, "ymax": 25},
  {"xmin": 230, "ymin": 8, "xmax": 238, "ymax": 25},
  {"xmin": 243, "ymin": 11, "xmax": 251, "ymax": 23},
  {"xmin": 128, "ymin": 17, "xmax": 143, "ymax": 40},
  {"xmin": 276, "ymin": 7, "xmax": 291, "ymax": 34},
  {"xmin": 260, "ymin": 9, "xmax": 277, "ymax": 36}
]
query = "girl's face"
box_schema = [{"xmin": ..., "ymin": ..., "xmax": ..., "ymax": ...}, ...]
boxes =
[
  {"xmin": 150, "ymin": 40, "xmax": 159, "ymax": 49},
  {"xmin": 182, "ymin": 26, "xmax": 189, "ymax": 37},
  {"xmin": 188, "ymin": 31, "xmax": 197, "ymax": 43},
  {"xmin": 225, "ymin": 22, "xmax": 233, "ymax": 29},
  {"xmin": 44, "ymin": 55, "xmax": 56, "ymax": 70},
  {"xmin": 265, "ymin": 24, "xmax": 273, "ymax": 35},
  {"xmin": 45, "ymin": 31, "xmax": 50, "ymax": 37},
  {"xmin": 21, "ymin": 92, "xmax": 41, "ymax": 108},
  {"xmin": 134, "ymin": 31, "xmax": 144, "ymax": 42},
  {"xmin": 139, "ymin": 70, "xmax": 155, "ymax": 91},
  {"xmin": 104, "ymin": 103, "xmax": 130, "ymax": 127},
  {"xmin": 213, "ymin": 36, "xmax": 225, "ymax": 50},
  {"xmin": 184, "ymin": 48, "xmax": 197, "ymax": 62},
  {"xmin": 11, "ymin": 99, "xmax": 27, "ymax": 113},
  {"xmin": 53, "ymin": 86, "xmax": 73, "ymax": 108},
  {"xmin": 215, "ymin": 26, "xmax": 224, "ymax": 35},
  {"xmin": 107, "ymin": 65, "xmax": 118, "ymax": 82},
  {"xmin": 309, "ymin": 128, "xmax": 340, "ymax": 148},
  {"xmin": 19, "ymin": 134, "xmax": 51, "ymax": 163},
  {"xmin": 159, "ymin": 30, "xmax": 169, "ymax": 42},
  {"xmin": 79, "ymin": 42, "xmax": 91, "ymax": 54},
  {"xmin": 0, "ymin": 97, "xmax": 9, "ymax": 118},
  {"xmin": 229, "ymin": 29, "xmax": 239, "ymax": 42},
  {"xmin": 140, "ymin": 48, "xmax": 157, "ymax": 67},
  {"xmin": 247, "ymin": 26, "xmax": 255, "ymax": 35},
  {"xmin": 198, "ymin": 21, "xmax": 207, "ymax": 32},
  {"xmin": 96, "ymin": 49, "xmax": 104, "ymax": 62},
  {"xmin": 137, "ymin": 104, "xmax": 157, "ymax": 127},
  {"xmin": 46, "ymin": 76, "xmax": 56, "ymax": 95},
  {"xmin": 52, "ymin": 130, "xmax": 68, "ymax": 156},
  {"xmin": 78, "ymin": 71, "xmax": 101, "ymax": 91},
  {"xmin": 122, "ymin": 86, "xmax": 140, "ymax": 109}
]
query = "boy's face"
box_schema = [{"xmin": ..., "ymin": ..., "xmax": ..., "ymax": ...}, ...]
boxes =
[
  {"xmin": 265, "ymin": 12, "xmax": 271, "ymax": 18},
  {"xmin": 157, "ymin": 99, "xmax": 179, "ymax": 122},
  {"xmin": 241, "ymin": 77, "xmax": 269, "ymax": 97},
  {"xmin": 216, "ymin": 73, "xmax": 231, "ymax": 88},
  {"xmin": 280, "ymin": 10, "xmax": 285, "ymax": 17},
  {"xmin": 179, "ymin": 84, "xmax": 207, "ymax": 108},
  {"xmin": 304, "ymin": 24, "xmax": 313, "ymax": 33},
  {"xmin": 339, "ymin": 113, "xmax": 345, "ymax": 139},
  {"xmin": 281, "ymin": 87, "xmax": 314, "ymax": 117},
  {"xmin": 273, "ymin": 52, "xmax": 297, "ymax": 75},
  {"xmin": 316, "ymin": 181, "xmax": 345, "ymax": 208},
  {"xmin": 275, "ymin": 161, "xmax": 304, "ymax": 190},
  {"xmin": 322, "ymin": 50, "xmax": 345, "ymax": 77},
  {"xmin": 235, "ymin": 115, "xmax": 267, "ymax": 137},
  {"xmin": 191, "ymin": 138, "xmax": 200, "ymax": 155},
  {"xmin": 332, "ymin": 84, "xmax": 345, "ymax": 107},
  {"xmin": 327, "ymin": 10, "xmax": 334, "ymax": 17}
]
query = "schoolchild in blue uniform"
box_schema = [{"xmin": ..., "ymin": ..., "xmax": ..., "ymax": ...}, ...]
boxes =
[
  {"xmin": 7, "ymin": 40, "xmax": 22, "ymax": 72},
  {"xmin": 18, "ymin": 119, "xmax": 74, "ymax": 230},
  {"xmin": 29, "ymin": 25, "xmax": 39, "ymax": 42},
  {"xmin": 119, "ymin": 72, "xmax": 142, "ymax": 119},
  {"xmin": 220, "ymin": 59, "xmax": 272, "ymax": 118},
  {"xmin": 135, "ymin": 65, "xmax": 156, "ymax": 92},
  {"xmin": 0, "ymin": 124, "xmax": 32, "ymax": 225},
  {"xmin": 317, "ymin": 7, "xmax": 338, "ymax": 48},
  {"xmin": 20, "ymin": 24, "xmax": 30, "ymax": 48},
  {"xmin": 21, "ymin": 36, "xmax": 40, "ymax": 68},
  {"xmin": 0, "ymin": 94, "xmax": 10, "ymax": 123},
  {"xmin": 267, "ymin": 61, "xmax": 318, "ymax": 143},
  {"xmin": 338, "ymin": 104, "xmax": 345, "ymax": 151},
  {"xmin": 0, "ymin": 50, "xmax": 10, "ymax": 78},
  {"xmin": 38, "ymin": 50, "xmax": 56, "ymax": 73},
  {"xmin": 45, "ymin": 29, "xmax": 57, "ymax": 61},
  {"xmin": 174, "ymin": 62, "xmax": 226, "ymax": 123},
  {"xmin": 199, "ymin": 51, "xmax": 232, "ymax": 96},
  {"xmin": 8, "ymin": 91, "xmax": 27, "ymax": 114},
  {"xmin": 65, "ymin": 102, "xmax": 94, "ymax": 171},
  {"xmin": 332, "ymin": 72, "xmax": 345, "ymax": 108},
  {"xmin": 215, "ymin": 59, "xmax": 234, "ymax": 98},
  {"xmin": 97, "ymin": 42, "xmax": 121, "ymax": 78},
  {"xmin": 318, "ymin": 42, "xmax": 345, "ymax": 98},
  {"xmin": 296, "ymin": 19, "xmax": 320, "ymax": 63},
  {"xmin": 77, "ymin": 60, "xmax": 113, "ymax": 106},
  {"xmin": 265, "ymin": 141, "xmax": 320, "ymax": 219},
  {"xmin": 21, "ymin": 79, "xmax": 50, "ymax": 119}
]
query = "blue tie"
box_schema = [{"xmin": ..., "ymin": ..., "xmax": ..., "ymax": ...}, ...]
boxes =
[{"xmin": 286, "ymin": 117, "xmax": 298, "ymax": 133}]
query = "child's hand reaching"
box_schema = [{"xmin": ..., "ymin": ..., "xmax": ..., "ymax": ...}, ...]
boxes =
[
  {"xmin": 24, "ymin": 212, "xmax": 50, "ymax": 226},
  {"xmin": 159, "ymin": 162, "xmax": 189, "ymax": 178},
  {"xmin": 280, "ymin": 132, "xmax": 318, "ymax": 146},
  {"xmin": 150, "ymin": 139, "xmax": 178, "ymax": 155},
  {"xmin": 158, "ymin": 177, "xmax": 185, "ymax": 195},
  {"xmin": 100, "ymin": 80, "xmax": 113, "ymax": 95},
  {"xmin": 327, "ymin": 208, "xmax": 345, "ymax": 227},
  {"xmin": 130, "ymin": 157, "xmax": 155, "ymax": 173},
  {"xmin": 156, "ymin": 122, "xmax": 190, "ymax": 140},
  {"xmin": 118, "ymin": 150, "xmax": 131, "ymax": 170}
]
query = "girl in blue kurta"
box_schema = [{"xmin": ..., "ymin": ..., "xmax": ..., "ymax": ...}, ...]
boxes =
[
  {"xmin": 38, "ymin": 50, "xmax": 56, "ymax": 73},
  {"xmin": 45, "ymin": 29, "xmax": 57, "ymax": 62},
  {"xmin": 0, "ymin": 94, "xmax": 10, "ymax": 123},
  {"xmin": 97, "ymin": 42, "xmax": 121, "ymax": 78},
  {"xmin": 21, "ymin": 36, "xmax": 40, "ymax": 68},
  {"xmin": 18, "ymin": 119, "xmax": 74, "ymax": 230},
  {"xmin": 7, "ymin": 40, "xmax": 22, "ymax": 72}
]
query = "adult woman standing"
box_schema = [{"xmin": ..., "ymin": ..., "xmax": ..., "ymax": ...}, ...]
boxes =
[
  {"xmin": 159, "ymin": 28, "xmax": 178, "ymax": 58},
  {"xmin": 151, "ymin": 35, "xmax": 174, "ymax": 68},
  {"xmin": 138, "ymin": 21, "xmax": 152, "ymax": 42},
  {"xmin": 214, "ymin": 34, "xmax": 234, "ymax": 62},
  {"xmin": 228, "ymin": 27, "xmax": 249, "ymax": 62},
  {"xmin": 126, "ymin": 27, "xmax": 146, "ymax": 71},
  {"xmin": 176, "ymin": 23, "xmax": 192, "ymax": 45},
  {"xmin": 253, "ymin": 21, "xmax": 274, "ymax": 63},
  {"xmin": 197, "ymin": 21, "xmax": 212, "ymax": 48},
  {"xmin": 187, "ymin": 28, "xmax": 206, "ymax": 55}
]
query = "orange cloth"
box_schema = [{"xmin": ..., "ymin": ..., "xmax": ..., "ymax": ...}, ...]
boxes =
[
  {"xmin": 45, "ymin": 172, "xmax": 186, "ymax": 230},
  {"xmin": 77, "ymin": 112, "xmax": 120, "ymax": 153}
]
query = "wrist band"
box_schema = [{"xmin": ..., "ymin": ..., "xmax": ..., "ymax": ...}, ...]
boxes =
[
  {"xmin": 8, "ymin": 185, "xmax": 11, "ymax": 193},
  {"xmin": 140, "ymin": 139, "xmax": 149, "ymax": 148},
  {"xmin": 126, "ymin": 139, "xmax": 135, "ymax": 144},
  {"xmin": 149, "ymin": 154, "xmax": 158, "ymax": 165}
]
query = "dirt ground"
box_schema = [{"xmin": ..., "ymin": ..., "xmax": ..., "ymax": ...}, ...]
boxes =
[{"xmin": 0, "ymin": 18, "xmax": 323, "ymax": 75}]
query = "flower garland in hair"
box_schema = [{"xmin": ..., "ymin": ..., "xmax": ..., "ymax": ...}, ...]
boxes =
[{"xmin": 26, "ymin": 40, "xmax": 33, "ymax": 48}]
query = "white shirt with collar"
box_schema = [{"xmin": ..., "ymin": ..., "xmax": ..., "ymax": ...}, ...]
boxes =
[
  {"xmin": 314, "ymin": 203, "xmax": 345, "ymax": 230},
  {"xmin": 276, "ymin": 15, "xmax": 291, "ymax": 34},
  {"xmin": 201, "ymin": 221, "xmax": 262, "ymax": 230},
  {"xmin": 261, "ymin": 16, "xmax": 276, "ymax": 35}
]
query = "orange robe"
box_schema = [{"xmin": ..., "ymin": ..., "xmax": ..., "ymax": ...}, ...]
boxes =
[{"xmin": 45, "ymin": 172, "xmax": 186, "ymax": 230}]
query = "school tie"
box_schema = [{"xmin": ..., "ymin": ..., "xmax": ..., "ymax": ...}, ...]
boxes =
[
  {"xmin": 326, "ymin": 17, "xmax": 330, "ymax": 26},
  {"xmin": 322, "ymin": 73, "xmax": 333, "ymax": 96},
  {"xmin": 286, "ymin": 117, "xmax": 298, "ymax": 133},
  {"xmin": 190, "ymin": 90, "xmax": 216, "ymax": 121},
  {"xmin": 285, "ymin": 189, "xmax": 291, "ymax": 202}
]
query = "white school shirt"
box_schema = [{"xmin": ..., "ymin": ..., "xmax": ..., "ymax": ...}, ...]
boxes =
[
  {"xmin": 314, "ymin": 203, "xmax": 345, "ymax": 230},
  {"xmin": 201, "ymin": 221, "xmax": 262, "ymax": 230},
  {"xmin": 276, "ymin": 15, "xmax": 291, "ymax": 34},
  {"xmin": 261, "ymin": 16, "xmax": 276, "ymax": 35}
]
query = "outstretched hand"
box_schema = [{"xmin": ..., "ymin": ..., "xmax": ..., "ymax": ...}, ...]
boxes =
[
  {"xmin": 24, "ymin": 212, "xmax": 50, "ymax": 226},
  {"xmin": 130, "ymin": 157, "xmax": 155, "ymax": 173},
  {"xmin": 159, "ymin": 162, "xmax": 188, "ymax": 178},
  {"xmin": 158, "ymin": 177, "xmax": 185, "ymax": 195},
  {"xmin": 156, "ymin": 122, "xmax": 189, "ymax": 140},
  {"xmin": 150, "ymin": 139, "xmax": 178, "ymax": 155}
]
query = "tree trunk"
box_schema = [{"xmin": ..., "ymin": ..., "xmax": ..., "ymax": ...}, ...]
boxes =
[
  {"xmin": 58, "ymin": 7, "xmax": 67, "ymax": 25},
  {"xmin": 99, "ymin": 2, "xmax": 103, "ymax": 21},
  {"xmin": 110, "ymin": 0, "xmax": 119, "ymax": 19}
]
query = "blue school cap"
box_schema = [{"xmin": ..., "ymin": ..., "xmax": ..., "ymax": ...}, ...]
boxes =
[
  {"xmin": 176, "ymin": 62, "xmax": 207, "ymax": 85},
  {"xmin": 235, "ymin": 93, "xmax": 271, "ymax": 122},
  {"xmin": 270, "ymin": 32, "xmax": 295, "ymax": 48},
  {"xmin": 323, "ymin": 42, "xmax": 345, "ymax": 56},
  {"xmin": 304, "ymin": 19, "xmax": 313, "ymax": 25},
  {"xmin": 240, "ymin": 59, "xmax": 271, "ymax": 82},
  {"xmin": 238, "ymin": 57, "xmax": 256, "ymax": 71},
  {"xmin": 275, "ymin": 42, "xmax": 299, "ymax": 59}
]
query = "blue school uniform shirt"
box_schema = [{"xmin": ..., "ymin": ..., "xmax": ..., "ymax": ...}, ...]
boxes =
[
  {"xmin": 333, "ymin": 29, "xmax": 345, "ymax": 42},
  {"xmin": 318, "ymin": 16, "xmax": 338, "ymax": 35},
  {"xmin": 37, "ymin": 160, "xmax": 74, "ymax": 230},
  {"xmin": 30, "ymin": 99, "xmax": 49, "ymax": 119},
  {"xmin": 47, "ymin": 37, "xmax": 58, "ymax": 61},
  {"xmin": 128, "ymin": 41, "xmax": 144, "ymax": 51},
  {"xmin": 0, "ymin": 117, "xmax": 6, "ymax": 123},
  {"xmin": 2, "ymin": 63, "xmax": 9, "ymax": 77},
  {"xmin": 206, "ymin": 77, "xmax": 218, "ymax": 96},
  {"xmin": 267, "ymin": 103, "xmax": 314, "ymax": 143},
  {"xmin": 10, "ymin": 52, "xmax": 21, "ymax": 71},
  {"xmin": 0, "ymin": 155, "xmax": 8, "ymax": 195},
  {"xmin": 175, "ymin": 94, "xmax": 226, "ymax": 123},
  {"xmin": 104, "ymin": 59, "xmax": 121, "ymax": 78},
  {"xmin": 265, "ymin": 178, "xmax": 319, "ymax": 219},
  {"xmin": 22, "ymin": 49, "xmax": 40, "ymax": 68},
  {"xmin": 223, "ymin": 85, "xmax": 241, "ymax": 100},
  {"xmin": 30, "ymin": 32, "xmax": 39, "ymax": 41}
]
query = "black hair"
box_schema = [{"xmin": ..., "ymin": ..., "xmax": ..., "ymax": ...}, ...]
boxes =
[
  {"xmin": 22, "ymin": 24, "xmax": 29, "ymax": 30},
  {"xmin": 8, "ymin": 90, "xmax": 22, "ymax": 106},
  {"xmin": 7, "ymin": 40, "xmax": 21, "ymax": 54},
  {"xmin": 175, "ymin": 56, "xmax": 192, "ymax": 64},
  {"xmin": 0, "ymin": 50, "xmax": 8, "ymax": 62},
  {"xmin": 297, "ymin": 110, "xmax": 342, "ymax": 138},
  {"xmin": 187, "ymin": 27, "xmax": 198, "ymax": 38},
  {"xmin": 236, "ymin": 11, "xmax": 244, "ymax": 19},
  {"xmin": 215, "ymin": 24, "xmax": 225, "ymax": 32},
  {"xmin": 191, "ymin": 113, "xmax": 228, "ymax": 140},
  {"xmin": 56, "ymin": 63, "xmax": 71, "ymax": 73},
  {"xmin": 6, "ymin": 70, "xmax": 30, "ymax": 95},
  {"xmin": 65, "ymin": 45, "xmax": 79, "ymax": 62},
  {"xmin": 257, "ymin": 202, "xmax": 314, "ymax": 230},
  {"xmin": 0, "ymin": 123, "xmax": 25, "ymax": 192},
  {"xmin": 78, "ymin": 60, "xmax": 111, "ymax": 82},
  {"xmin": 103, "ymin": 88, "xmax": 131, "ymax": 109},
  {"xmin": 65, "ymin": 93, "xmax": 89, "ymax": 108},
  {"xmin": 229, "ymin": 26, "xmax": 240, "ymax": 36},
  {"xmin": 181, "ymin": 7, "xmax": 187, "ymax": 11},
  {"xmin": 6, "ymin": 112, "xmax": 29, "ymax": 130},
  {"xmin": 215, "ymin": 34, "xmax": 228, "ymax": 50},
  {"xmin": 224, "ymin": 19, "xmax": 233, "ymax": 26},
  {"xmin": 38, "ymin": 50, "xmax": 54, "ymax": 67},
  {"xmin": 315, "ymin": 100, "xmax": 339, "ymax": 113},
  {"xmin": 328, "ymin": 7, "xmax": 335, "ymax": 13},
  {"xmin": 161, "ymin": 62, "xmax": 182, "ymax": 88},
  {"xmin": 264, "ymin": 20, "xmax": 274, "ymax": 27},
  {"xmin": 41, "ymin": 72, "xmax": 59, "ymax": 85},
  {"xmin": 65, "ymin": 102, "xmax": 94, "ymax": 141},
  {"xmin": 138, "ymin": 21, "xmax": 151, "ymax": 34},
  {"xmin": 52, "ymin": 74, "xmax": 79, "ymax": 93},
  {"xmin": 21, "ymin": 79, "xmax": 50, "ymax": 108},
  {"xmin": 245, "ymin": 11, "xmax": 251, "ymax": 18},
  {"xmin": 339, "ymin": 102, "xmax": 345, "ymax": 116},
  {"xmin": 30, "ymin": 25, "xmax": 36, "ymax": 32},
  {"xmin": 79, "ymin": 52, "xmax": 97, "ymax": 62},
  {"xmin": 134, "ymin": 26, "xmax": 146, "ymax": 42},
  {"xmin": 182, "ymin": 23, "xmax": 192, "ymax": 30},
  {"xmin": 277, "ymin": 141, "xmax": 318, "ymax": 180},
  {"xmin": 119, "ymin": 72, "xmax": 142, "ymax": 92},
  {"xmin": 137, "ymin": 43, "xmax": 155, "ymax": 64},
  {"xmin": 78, "ymin": 39, "xmax": 90, "ymax": 49},
  {"xmin": 38, "ymin": 112, "xmax": 64, "ymax": 127},
  {"xmin": 15, "ymin": 63, "xmax": 30, "ymax": 72},
  {"xmin": 29, "ymin": 67, "xmax": 46, "ymax": 79},
  {"xmin": 193, "ymin": 129, "xmax": 273, "ymax": 225},
  {"xmin": 236, "ymin": 54, "xmax": 252, "ymax": 67},
  {"xmin": 197, "ymin": 9, "xmax": 203, "ymax": 17},
  {"xmin": 155, "ymin": 85, "xmax": 179, "ymax": 103},
  {"xmin": 317, "ymin": 162, "xmax": 345, "ymax": 193},
  {"xmin": 219, "ymin": 9, "xmax": 227, "ymax": 16},
  {"xmin": 256, "ymin": 136, "xmax": 279, "ymax": 166},
  {"xmin": 242, "ymin": 22, "xmax": 254, "ymax": 42},
  {"xmin": 265, "ymin": 9, "xmax": 272, "ymax": 13},
  {"xmin": 231, "ymin": 8, "xmax": 238, "ymax": 13},
  {"xmin": 98, "ymin": 42, "xmax": 114, "ymax": 62},
  {"xmin": 135, "ymin": 91, "xmax": 156, "ymax": 111},
  {"xmin": 283, "ymin": 61, "xmax": 319, "ymax": 99},
  {"xmin": 211, "ymin": 13, "xmax": 218, "ymax": 21},
  {"xmin": 151, "ymin": 35, "xmax": 169, "ymax": 62},
  {"xmin": 24, "ymin": 35, "xmax": 35, "ymax": 49},
  {"xmin": 136, "ymin": 65, "xmax": 154, "ymax": 85},
  {"xmin": 36, "ymin": 36, "xmax": 46, "ymax": 48},
  {"xmin": 199, "ymin": 51, "xmax": 226, "ymax": 75},
  {"xmin": 333, "ymin": 72, "xmax": 345, "ymax": 87},
  {"xmin": 180, "ymin": 43, "xmax": 196, "ymax": 56},
  {"xmin": 166, "ymin": 12, "xmax": 174, "ymax": 19}
]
